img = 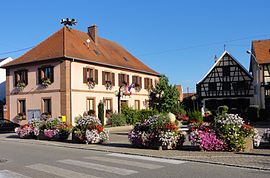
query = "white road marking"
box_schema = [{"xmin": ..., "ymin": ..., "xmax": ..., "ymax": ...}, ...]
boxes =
[
  {"xmin": 108, "ymin": 153, "xmax": 187, "ymax": 164},
  {"xmin": 58, "ymin": 159, "xmax": 138, "ymax": 175},
  {"xmin": 85, "ymin": 156, "xmax": 164, "ymax": 169},
  {"xmin": 0, "ymin": 170, "xmax": 30, "ymax": 178},
  {"xmin": 26, "ymin": 164, "xmax": 99, "ymax": 178}
]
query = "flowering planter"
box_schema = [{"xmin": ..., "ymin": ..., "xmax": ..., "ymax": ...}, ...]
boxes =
[
  {"xmin": 72, "ymin": 132, "xmax": 85, "ymax": 143},
  {"xmin": 37, "ymin": 132, "xmax": 50, "ymax": 140},
  {"xmin": 243, "ymin": 138, "xmax": 254, "ymax": 152}
]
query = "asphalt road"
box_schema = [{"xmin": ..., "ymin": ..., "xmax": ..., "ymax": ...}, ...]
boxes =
[{"xmin": 0, "ymin": 140, "xmax": 270, "ymax": 178}]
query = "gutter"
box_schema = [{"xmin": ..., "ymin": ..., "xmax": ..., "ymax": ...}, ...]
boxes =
[{"xmin": 64, "ymin": 55, "xmax": 161, "ymax": 77}]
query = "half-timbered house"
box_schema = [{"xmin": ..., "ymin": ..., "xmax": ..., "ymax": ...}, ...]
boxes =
[
  {"xmin": 249, "ymin": 39, "xmax": 270, "ymax": 111},
  {"xmin": 197, "ymin": 51, "xmax": 253, "ymax": 113}
]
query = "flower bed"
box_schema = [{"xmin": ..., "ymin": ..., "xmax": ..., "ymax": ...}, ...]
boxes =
[
  {"xmin": 72, "ymin": 115, "xmax": 109, "ymax": 144},
  {"xmin": 15, "ymin": 124, "xmax": 38, "ymax": 139},
  {"xmin": 15, "ymin": 118, "xmax": 72, "ymax": 141},
  {"xmin": 128, "ymin": 114, "xmax": 186, "ymax": 150},
  {"xmin": 189, "ymin": 113, "xmax": 261, "ymax": 152}
]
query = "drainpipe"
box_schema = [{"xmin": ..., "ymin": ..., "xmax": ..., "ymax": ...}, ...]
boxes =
[{"xmin": 70, "ymin": 59, "xmax": 74, "ymax": 125}]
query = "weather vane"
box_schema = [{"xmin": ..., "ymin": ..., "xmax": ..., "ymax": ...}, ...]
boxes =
[{"xmin": 60, "ymin": 18, "xmax": 77, "ymax": 27}]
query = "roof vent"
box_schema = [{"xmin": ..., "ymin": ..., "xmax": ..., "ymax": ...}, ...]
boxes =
[
  {"xmin": 123, "ymin": 57, "xmax": 129, "ymax": 61},
  {"xmin": 94, "ymin": 49, "xmax": 101, "ymax": 56}
]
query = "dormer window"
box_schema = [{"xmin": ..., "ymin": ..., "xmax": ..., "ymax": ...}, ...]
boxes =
[
  {"xmin": 14, "ymin": 70, "xmax": 28, "ymax": 87},
  {"xmin": 38, "ymin": 66, "xmax": 54, "ymax": 86}
]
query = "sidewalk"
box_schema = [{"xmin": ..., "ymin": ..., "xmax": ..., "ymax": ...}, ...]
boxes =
[{"xmin": 1, "ymin": 126, "xmax": 270, "ymax": 171}]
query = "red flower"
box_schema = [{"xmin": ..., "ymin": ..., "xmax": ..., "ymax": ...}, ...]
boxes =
[{"xmin": 96, "ymin": 125, "xmax": 104, "ymax": 133}]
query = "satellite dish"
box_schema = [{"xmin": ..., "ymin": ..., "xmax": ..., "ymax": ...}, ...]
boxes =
[{"xmin": 86, "ymin": 39, "xmax": 91, "ymax": 43}]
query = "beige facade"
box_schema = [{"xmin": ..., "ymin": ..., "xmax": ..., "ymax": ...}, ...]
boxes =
[
  {"xmin": 6, "ymin": 60, "xmax": 159, "ymax": 125},
  {"xmin": 7, "ymin": 61, "xmax": 62, "ymax": 125},
  {"xmin": 70, "ymin": 61, "xmax": 159, "ymax": 125}
]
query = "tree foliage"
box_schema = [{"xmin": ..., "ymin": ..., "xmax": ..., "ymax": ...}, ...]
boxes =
[{"xmin": 149, "ymin": 75, "xmax": 180, "ymax": 113}]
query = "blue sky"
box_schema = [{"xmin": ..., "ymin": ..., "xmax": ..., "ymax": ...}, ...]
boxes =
[{"xmin": 1, "ymin": 0, "xmax": 270, "ymax": 92}]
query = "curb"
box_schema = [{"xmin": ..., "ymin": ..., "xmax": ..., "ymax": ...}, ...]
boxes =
[
  {"xmin": 106, "ymin": 125, "xmax": 134, "ymax": 132},
  {"xmin": 1, "ymin": 138, "xmax": 270, "ymax": 172}
]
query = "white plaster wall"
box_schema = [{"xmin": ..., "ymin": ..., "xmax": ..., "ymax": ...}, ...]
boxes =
[{"xmin": 70, "ymin": 61, "xmax": 159, "ymax": 124}]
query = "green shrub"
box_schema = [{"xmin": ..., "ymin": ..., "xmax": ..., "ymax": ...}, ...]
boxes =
[
  {"xmin": 98, "ymin": 102, "xmax": 105, "ymax": 125},
  {"xmin": 170, "ymin": 104, "xmax": 186, "ymax": 115},
  {"xmin": 122, "ymin": 106, "xmax": 140, "ymax": 125},
  {"xmin": 247, "ymin": 105, "xmax": 260, "ymax": 121},
  {"xmin": 138, "ymin": 109, "xmax": 159, "ymax": 122},
  {"xmin": 217, "ymin": 105, "xmax": 229, "ymax": 115},
  {"xmin": 188, "ymin": 111, "xmax": 203, "ymax": 124},
  {"xmin": 108, "ymin": 113, "xmax": 126, "ymax": 127}
]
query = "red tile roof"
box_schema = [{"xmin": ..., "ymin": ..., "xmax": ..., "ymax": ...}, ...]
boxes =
[
  {"xmin": 252, "ymin": 39, "xmax": 270, "ymax": 64},
  {"xmin": 3, "ymin": 27, "xmax": 159, "ymax": 75}
]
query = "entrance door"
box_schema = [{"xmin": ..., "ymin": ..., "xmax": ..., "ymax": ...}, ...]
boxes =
[{"xmin": 121, "ymin": 100, "xmax": 128, "ymax": 109}]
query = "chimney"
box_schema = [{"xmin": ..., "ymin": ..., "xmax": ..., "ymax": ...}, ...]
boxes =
[{"xmin": 88, "ymin": 24, "xmax": 98, "ymax": 44}]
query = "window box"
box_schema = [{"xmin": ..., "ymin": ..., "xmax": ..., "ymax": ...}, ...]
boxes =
[
  {"xmin": 41, "ymin": 77, "xmax": 52, "ymax": 87},
  {"xmin": 16, "ymin": 113, "xmax": 26, "ymax": 121},
  {"xmin": 87, "ymin": 78, "xmax": 96, "ymax": 89},
  {"xmin": 16, "ymin": 80, "xmax": 26, "ymax": 91},
  {"xmin": 38, "ymin": 66, "xmax": 54, "ymax": 87},
  {"xmin": 105, "ymin": 81, "xmax": 112, "ymax": 90},
  {"xmin": 102, "ymin": 71, "xmax": 115, "ymax": 89}
]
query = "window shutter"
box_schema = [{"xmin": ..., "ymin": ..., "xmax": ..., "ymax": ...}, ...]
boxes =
[
  {"xmin": 144, "ymin": 78, "xmax": 147, "ymax": 89},
  {"xmin": 118, "ymin": 74, "xmax": 121, "ymax": 86},
  {"xmin": 50, "ymin": 66, "xmax": 54, "ymax": 83},
  {"xmin": 14, "ymin": 71, "xmax": 18, "ymax": 87},
  {"xmin": 132, "ymin": 76, "xmax": 136, "ymax": 84},
  {"xmin": 95, "ymin": 69, "xmax": 98, "ymax": 84},
  {"xmin": 38, "ymin": 68, "xmax": 42, "ymax": 84},
  {"xmin": 25, "ymin": 70, "xmax": 28, "ymax": 85},
  {"xmin": 127, "ymin": 75, "xmax": 129, "ymax": 85},
  {"xmin": 112, "ymin": 73, "xmax": 115, "ymax": 86},
  {"xmin": 139, "ymin": 77, "xmax": 142, "ymax": 87},
  {"xmin": 83, "ymin": 68, "xmax": 87, "ymax": 83},
  {"xmin": 150, "ymin": 79, "xmax": 153, "ymax": 89},
  {"xmin": 102, "ymin": 71, "xmax": 105, "ymax": 85}
]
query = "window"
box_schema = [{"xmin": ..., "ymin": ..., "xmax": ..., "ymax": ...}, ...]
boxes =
[
  {"xmin": 118, "ymin": 74, "xmax": 129, "ymax": 86},
  {"xmin": 38, "ymin": 66, "xmax": 54, "ymax": 84},
  {"xmin": 18, "ymin": 99, "xmax": 26, "ymax": 115},
  {"xmin": 86, "ymin": 98, "xmax": 95, "ymax": 115},
  {"xmin": 208, "ymin": 83, "xmax": 216, "ymax": 91},
  {"xmin": 132, "ymin": 76, "xmax": 142, "ymax": 88},
  {"xmin": 222, "ymin": 82, "xmax": 231, "ymax": 91},
  {"xmin": 14, "ymin": 70, "xmax": 28, "ymax": 87},
  {"xmin": 134, "ymin": 100, "xmax": 140, "ymax": 110},
  {"xmin": 102, "ymin": 71, "xmax": 115, "ymax": 86},
  {"xmin": 223, "ymin": 67, "xmax": 230, "ymax": 76},
  {"xmin": 144, "ymin": 78, "xmax": 153, "ymax": 90},
  {"xmin": 83, "ymin": 68, "xmax": 98, "ymax": 84},
  {"xmin": 105, "ymin": 98, "xmax": 113, "ymax": 114},
  {"xmin": 42, "ymin": 98, "xmax": 51, "ymax": 115}
]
